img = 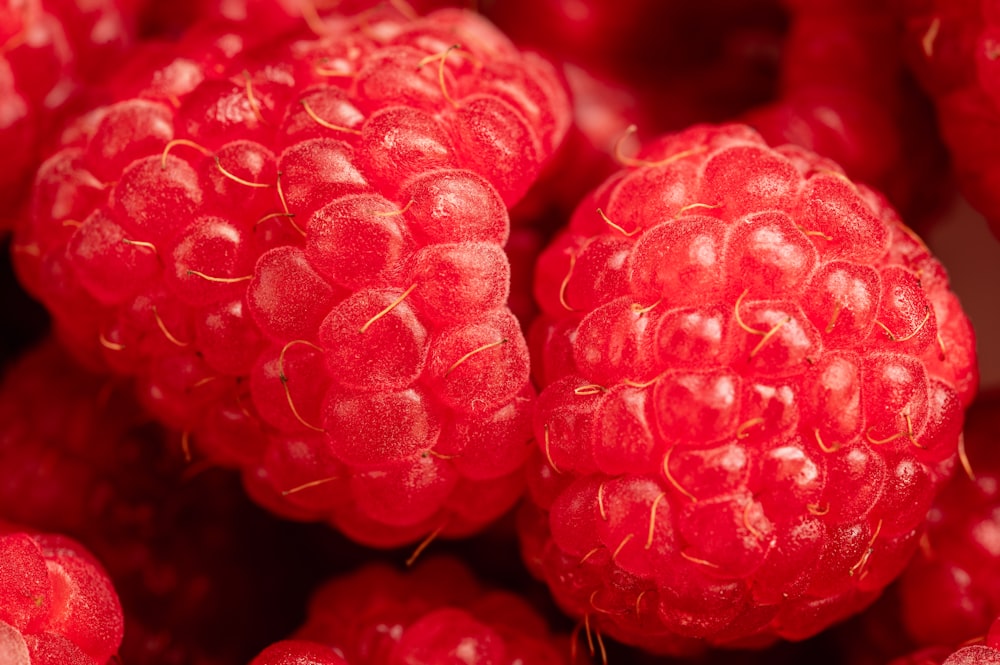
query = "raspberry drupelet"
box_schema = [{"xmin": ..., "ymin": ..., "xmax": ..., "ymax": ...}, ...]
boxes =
[
  {"xmin": 0, "ymin": 523, "xmax": 124, "ymax": 665},
  {"xmin": 521, "ymin": 123, "xmax": 977, "ymax": 654},
  {"xmin": 250, "ymin": 556, "xmax": 586, "ymax": 665},
  {"xmin": 0, "ymin": 0, "xmax": 135, "ymax": 228},
  {"xmin": 12, "ymin": 5, "xmax": 570, "ymax": 547}
]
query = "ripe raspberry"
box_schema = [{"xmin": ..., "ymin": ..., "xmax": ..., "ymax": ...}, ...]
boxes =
[
  {"xmin": 0, "ymin": 522, "xmax": 124, "ymax": 665},
  {"xmin": 522, "ymin": 123, "xmax": 977, "ymax": 653},
  {"xmin": 0, "ymin": 340, "xmax": 323, "ymax": 664},
  {"xmin": 889, "ymin": 392, "xmax": 1000, "ymax": 648},
  {"xmin": 250, "ymin": 556, "xmax": 583, "ymax": 665},
  {"xmin": 888, "ymin": 618, "xmax": 1000, "ymax": 665},
  {"xmin": 745, "ymin": 0, "xmax": 949, "ymax": 221},
  {"xmin": 0, "ymin": 0, "xmax": 134, "ymax": 227},
  {"xmin": 12, "ymin": 5, "xmax": 570, "ymax": 547},
  {"xmin": 897, "ymin": 1, "xmax": 1000, "ymax": 233}
]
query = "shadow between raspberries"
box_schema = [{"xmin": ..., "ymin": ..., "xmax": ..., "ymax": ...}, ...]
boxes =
[{"xmin": 0, "ymin": 237, "xmax": 49, "ymax": 369}]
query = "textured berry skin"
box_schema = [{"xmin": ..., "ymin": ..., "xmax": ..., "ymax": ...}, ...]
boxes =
[
  {"xmin": 250, "ymin": 557, "xmax": 583, "ymax": 665},
  {"xmin": 12, "ymin": 5, "xmax": 570, "ymax": 547},
  {"xmin": 521, "ymin": 124, "xmax": 977, "ymax": 653},
  {"xmin": 0, "ymin": 341, "xmax": 322, "ymax": 664},
  {"xmin": 0, "ymin": 522, "xmax": 124, "ymax": 665},
  {"xmin": 745, "ymin": 0, "xmax": 949, "ymax": 221},
  {"xmin": 897, "ymin": 0, "xmax": 1000, "ymax": 233},
  {"xmin": 0, "ymin": 0, "xmax": 134, "ymax": 227},
  {"xmin": 889, "ymin": 392, "xmax": 1000, "ymax": 648}
]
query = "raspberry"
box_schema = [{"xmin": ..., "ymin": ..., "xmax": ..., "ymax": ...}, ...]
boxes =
[
  {"xmin": 897, "ymin": 0, "xmax": 1000, "ymax": 233},
  {"xmin": 13, "ymin": 5, "xmax": 570, "ymax": 547},
  {"xmin": 0, "ymin": 0, "xmax": 134, "ymax": 228},
  {"xmin": 0, "ymin": 523, "xmax": 124, "ymax": 665},
  {"xmin": 521, "ymin": 124, "xmax": 977, "ymax": 653},
  {"xmin": 745, "ymin": 0, "xmax": 949, "ymax": 221},
  {"xmin": 250, "ymin": 557, "xmax": 581, "ymax": 665},
  {"xmin": 889, "ymin": 392, "xmax": 1000, "ymax": 648},
  {"xmin": 0, "ymin": 340, "xmax": 322, "ymax": 664}
]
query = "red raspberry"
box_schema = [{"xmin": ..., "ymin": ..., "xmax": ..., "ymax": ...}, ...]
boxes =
[
  {"xmin": 12, "ymin": 5, "xmax": 570, "ymax": 548},
  {"xmin": 250, "ymin": 557, "xmax": 584, "ymax": 665},
  {"xmin": 896, "ymin": 0, "xmax": 1000, "ymax": 233},
  {"xmin": 0, "ymin": 0, "xmax": 134, "ymax": 227},
  {"xmin": 0, "ymin": 340, "xmax": 324, "ymax": 664},
  {"xmin": 0, "ymin": 523, "xmax": 124, "ymax": 665},
  {"xmin": 745, "ymin": 0, "xmax": 949, "ymax": 221},
  {"xmin": 889, "ymin": 392, "xmax": 1000, "ymax": 648},
  {"xmin": 521, "ymin": 124, "xmax": 977, "ymax": 654}
]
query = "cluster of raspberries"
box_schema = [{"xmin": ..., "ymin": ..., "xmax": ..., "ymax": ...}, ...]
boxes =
[{"xmin": 2, "ymin": 1, "xmax": 1000, "ymax": 664}]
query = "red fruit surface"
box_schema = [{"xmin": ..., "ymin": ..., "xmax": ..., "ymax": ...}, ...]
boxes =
[
  {"xmin": 0, "ymin": 523, "xmax": 123, "ymax": 665},
  {"xmin": 897, "ymin": 0, "xmax": 1000, "ymax": 234},
  {"xmin": 522, "ymin": 124, "xmax": 977, "ymax": 653},
  {"xmin": 745, "ymin": 0, "xmax": 949, "ymax": 222},
  {"xmin": 0, "ymin": 0, "xmax": 135, "ymax": 228},
  {"xmin": 12, "ymin": 5, "xmax": 570, "ymax": 547},
  {"xmin": 251, "ymin": 556, "xmax": 583, "ymax": 665},
  {"xmin": 0, "ymin": 340, "xmax": 325, "ymax": 664},
  {"xmin": 890, "ymin": 392, "xmax": 1000, "ymax": 648}
]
